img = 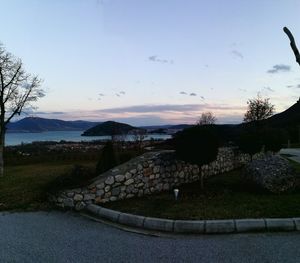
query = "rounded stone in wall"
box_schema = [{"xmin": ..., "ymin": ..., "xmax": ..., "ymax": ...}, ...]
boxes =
[{"xmin": 105, "ymin": 176, "xmax": 115, "ymax": 185}]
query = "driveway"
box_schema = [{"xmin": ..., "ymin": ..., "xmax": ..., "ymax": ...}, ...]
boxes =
[
  {"xmin": 0, "ymin": 211, "xmax": 299, "ymax": 262},
  {"xmin": 280, "ymin": 148, "xmax": 300, "ymax": 163}
]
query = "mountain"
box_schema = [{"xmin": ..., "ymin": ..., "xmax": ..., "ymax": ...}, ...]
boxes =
[
  {"xmin": 264, "ymin": 98, "xmax": 300, "ymax": 127},
  {"xmin": 214, "ymin": 98, "xmax": 300, "ymax": 143},
  {"xmin": 7, "ymin": 117, "xmax": 99, "ymax": 133},
  {"xmin": 82, "ymin": 121, "xmax": 141, "ymax": 136}
]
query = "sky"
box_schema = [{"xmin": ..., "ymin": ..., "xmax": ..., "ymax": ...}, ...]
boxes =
[{"xmin": 1, "ymin": 0, "xmax": 300, "ymax": 126}]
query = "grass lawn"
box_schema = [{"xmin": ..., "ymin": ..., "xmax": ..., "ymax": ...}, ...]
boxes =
[
  {"xmin": 1, "ymin": 153, "xmax": 300, "ymax": 220},
  {"xmin": 0, "ymin": 161, "xmax": 96, "ymax": 211},
  {"xmin": 104, "ymin": 160, "xmax": 300, "ymax": 220}
]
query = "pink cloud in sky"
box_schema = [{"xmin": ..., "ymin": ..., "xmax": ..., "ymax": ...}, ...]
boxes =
[{"xmin": 24, "ymin": 103, "xmax": 246, "ymax": 126}]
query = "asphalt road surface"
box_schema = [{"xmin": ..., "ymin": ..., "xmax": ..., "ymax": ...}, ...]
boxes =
[
  {"xmin": 0, "ymin": 211, "xmax": 299, "ymax": 263},
  {"xmin": 280, "ymin": 148, "xmax": 300, "ymax": 163}
]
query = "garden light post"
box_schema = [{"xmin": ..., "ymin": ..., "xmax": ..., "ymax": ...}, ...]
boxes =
[{"xmin": 174, "ymin": 188, "xmax": 179, "ymax": 201}]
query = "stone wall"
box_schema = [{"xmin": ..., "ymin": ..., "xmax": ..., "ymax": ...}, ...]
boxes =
[{"xmin": 53, "ymin": 147, "xmax": 250, "ymax": 210}]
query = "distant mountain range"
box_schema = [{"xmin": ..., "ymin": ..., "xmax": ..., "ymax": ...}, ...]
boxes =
[
  {"xmin": 7, "ymin": 117, "xmax": 193, "ymax": 134},
  {"xmin": 7, "ymin": 99, "xmax": 300, "ymax": 139},
  {"xmin": 7, "ymin": 117, "xmax": 99, "ymax": 133}
]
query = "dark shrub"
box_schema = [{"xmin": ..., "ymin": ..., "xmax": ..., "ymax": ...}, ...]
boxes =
[
  {"xmin": 262, "ymin": 127, "xmax": 287, "ymax": 153},
  {"xmin": 96, "ymin": 141, "xmax": 117, "ymax": 174},
  {"xmin": 174, "ymin": 125, "xmax": 219, "ymax": 166},
  {"xmin": 237, "ymin": 126, "xmax": 287, "ymax": 157},
  {"xmin": 237, "ymin": 129, "xmax": 263, "ymax": 159},
  {"xmin": 46, "ymin": 165, "xmax": 96, "ymax": 194},
  {"xmin": 118, "ymin": 150, "xmax": 139, "ymax": 164}
]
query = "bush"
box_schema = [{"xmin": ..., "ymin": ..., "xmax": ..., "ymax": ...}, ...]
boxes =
[
  {"xmin": 46, "ymin": 165, "xmax": 96, "ymax": 194},
  {"xmin": 96, "ymin": 141, "xmax": 117, "ymax": 174},
  {"xmin": 262, "ymin": 128, "xmax": 287, "ymax": 153},
  {"xmin": 237, "ymin": 128, "xmax": 263, "ymax": 159},
  {"xmin": 237, "ymin": 126, "xmax": 287, "ymax": 157},
  {"xmin": 174, "ymin": 126, "xmax": 219, "ymax": 166}
]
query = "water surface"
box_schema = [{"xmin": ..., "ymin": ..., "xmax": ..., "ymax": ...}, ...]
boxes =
[{"xmin": 6, "ymin": 131, "xmax": 171, "ymax": 146}]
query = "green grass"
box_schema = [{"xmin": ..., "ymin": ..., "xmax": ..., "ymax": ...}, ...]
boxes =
[
  {"xmin": 0, "ymin": 144, "xmax": 140, "ymax": 212},
  {"xmin": 104, "ymin": 165, "xmax": 300, "ymax": 220},
  {"xmin": 2, "ymin": 152, "xmax": 300, "ymax": 220},
  {"xmin": 0, "ymin": 161, "xmax": 96, "ymax": 211}
]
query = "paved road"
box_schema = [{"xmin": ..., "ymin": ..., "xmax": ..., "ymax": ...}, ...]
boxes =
[
  {"xmin": 280, "ymin": 148, "xmax": 300, "ymax": 163},
  {"xmin": 0, "ymin": 211, "xmax": 299, "ymax": 262}
]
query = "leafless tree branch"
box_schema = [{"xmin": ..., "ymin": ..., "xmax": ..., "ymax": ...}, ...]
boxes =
[{"xmin": 283, "ymin": 27, "xmax": 300, "ymax": 67}]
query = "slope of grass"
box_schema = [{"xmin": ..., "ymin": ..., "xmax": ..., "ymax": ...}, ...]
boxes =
[{"xmin": 0, "ymin": 161, "xmax": 96, "ymax": 211}]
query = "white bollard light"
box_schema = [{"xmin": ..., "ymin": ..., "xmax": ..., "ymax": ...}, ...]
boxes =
[{"xmin": 174, "ymin": 188, "xmax": 179, "ymax": 201}]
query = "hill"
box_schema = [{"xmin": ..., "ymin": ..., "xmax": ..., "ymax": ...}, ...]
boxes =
[
  {"xmin": 265, "ymin": 98, "xmax": 300, "ymax": 127},
  {"xmin": 7, "ymin": 117, "xmax": 99, "ymax": 133},
  {"xmin": 214, "ymin": 98, "xmax": 300, "ymax": 143},
  {"xmin": 82, "ymin": 121, "xmax": 141, "ymax": 136},
  {"xmin": 262, "ymin": 98, "xmax": 300, "ymax": 142}
]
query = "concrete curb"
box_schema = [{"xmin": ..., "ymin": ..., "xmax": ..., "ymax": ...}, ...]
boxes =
[{"xmin": 85, "ymin": 204, "xmax": 300, "ymax": 234}]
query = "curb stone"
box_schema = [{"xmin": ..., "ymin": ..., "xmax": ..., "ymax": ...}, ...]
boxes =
[
  {"xmin": 294, "ymin": 218, "xmax": 300, "ymax": 231},
  {"xmin": 96, "ymin": 206, "xmax": 120, "ymax": 222},
  {"xmin": 174, "ymin": 220, "xmax": 205, "ymax": 233},
  {"xmin": 85, "ymin": 204, "xmax": 300, "ymax": 234},
  {"xmin": 118, "ymin": 213, "xmax": 145, "ymax": 228},
  {"xmin": 265, "ymin": 218, "xmax": 295, "ymax": 231},
  {"xmin": 235, "ymin": 219, "xmax": 265, "ymax": 232},
  {"xmin": 143, "ymin": 217, "xmax": 174, "ymax": 232},
  {"xmin": 205, "ymin": 220, "xmax": 235, "ymax": 234}
]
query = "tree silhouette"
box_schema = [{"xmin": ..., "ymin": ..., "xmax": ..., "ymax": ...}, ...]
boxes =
[
  {"xmin": 283, "ymin": 27, "xmax": 300, "ymax": 67},
  {"xmin": 244, "ymin": 94, "xmax": 274, "ymax": 123},
  {"xmin": 0, "ymin": 44, "xmax": 44, "ymax": 176},
  {"xmin": 196, "ymin": 112, "xmax": 217, "ymax": 125}
]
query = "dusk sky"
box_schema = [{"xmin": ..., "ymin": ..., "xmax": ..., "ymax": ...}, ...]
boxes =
[{"xmin": 1, "ymin": 0, "xmax": 300, "ymax": 125}]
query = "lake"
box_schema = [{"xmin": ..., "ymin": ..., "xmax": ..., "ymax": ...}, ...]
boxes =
[{"xmin": 6, "ymin": 131, "xmax": 172, "ymax": 146}]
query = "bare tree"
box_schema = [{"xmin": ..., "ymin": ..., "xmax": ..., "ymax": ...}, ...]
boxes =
[
  {"xmin": 283, "ymin": 27, "xmax": 300, "ymax": 67},
  {"xmin": 132, "ymin": 129, "xmax": 147, "ymax": 151},
  {"xmin": 244, "ymin": 94, "xmax": 274, "ymax": 123},
  {"xmin": 196, "ymin": 112, "xmax": 217, "ymax": 125},
  {"xmin": 0, "ymin": 44, "xmax": 44, "ymax": 176}
]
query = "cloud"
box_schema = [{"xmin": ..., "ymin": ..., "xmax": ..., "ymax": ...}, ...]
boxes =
[
  {"xmin": 30, "ymin": 111, "xmax": 65, "ymax": 115},
  {"xmin": 180, "ymin": 91, "xmax": 199, "ymax": 96},
  {"xmin": 285, "ymin": 84, "xmax": 300, "ymax": 88},
  {"xmin": 115, "ymin": 91, "xmax": 126, "ymax": 97},
  {"xmin": 148, "ymin": 55, "xmax": 174, "ymax": 64},
  {"xmin": 200, "ymin": 96, "xmax": 205, "ymax": 100},
  {"xmin": 26, "ymin": 104, "xmax": 246, "ymax": 126},
  {"xmin": 267, "ymin": 64, "xmax": 291, "ymax": 74},
  {"xmin": 238, "ymin": 88, "xmax": 247, "ymax": 92},
  {"xmin": 231, "ymin": 50, "xmax": 244, "ymax": 60},
  {"xmin": 98, "ymin": 93, "xmax": 105, "ymax": 96},
  {"xmin": 262, "ymin": 86, "xmax": 274, "ymax": 92},
  {"xmin": 92, "ymin": 103, "xmax": 245, "ymax": 116}
]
